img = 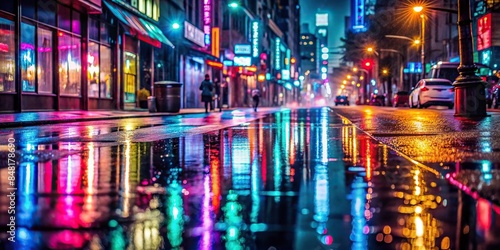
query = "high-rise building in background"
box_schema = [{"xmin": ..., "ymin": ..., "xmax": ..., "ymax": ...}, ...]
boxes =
[
  {"xmin": 299, "ymin": 30, "xmax": 318, "ymax": 73},
  {"xmin": 315, "ymin": 13, "xmax": 329, "ymax": 79}
]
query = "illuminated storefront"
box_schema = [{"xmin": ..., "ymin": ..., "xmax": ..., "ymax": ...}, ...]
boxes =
[{"xmin": 0, "ymin": 0, "xmax": 173, "ymax": 112}]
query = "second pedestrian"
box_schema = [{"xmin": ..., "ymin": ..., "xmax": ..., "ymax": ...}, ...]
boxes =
[{"xmin": 200, "ymin": 74, "xmax": 214, "ymax": 113}]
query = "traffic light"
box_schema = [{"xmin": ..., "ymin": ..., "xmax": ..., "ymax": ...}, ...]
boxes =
[{"xmin": 362, "ymin": 59, "xmax": 373, "ymax": 70}]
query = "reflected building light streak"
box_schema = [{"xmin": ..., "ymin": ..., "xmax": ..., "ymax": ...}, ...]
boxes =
[
  {"xmin": 18, "ymin": 161, "xmax": 36, "ymax": 227},
  {"xmin": 211, "ymin": 153, "xmax": 221, "ymax": 212},
  {"xmin": 250, "ymin": 129, "xmax": 261, "ymax": 222},
  {"xmin": 365, "ymin": 139, "xmax": 372, "ymax": 180},
  {"xmin": 166, "ymin": 183, "xmax": 184, "ymax": 248},
  {"xmin": 201, "ymin": 175, "xmax": 213, "ymax": 250},
  {"xmin": 321, "ymin": 118, "xmax": 328, "ymax": 164},
  {"xmin": 232, "ymin": 135, "xmax": 251, "ymax": 191},
  {"xmin": 382, "ymin": 145, "xmax": 388, "ymax": 167},
  {"xmin": 122, "ymin": 140, "xmax": 131, "ymax": 218},
  {"xmin": 273, "ymin": 141, "xmax": 283, "ymax": 198},
  {"xmin": 353, "ymin": 128, "xmax": 358, "ymax": 164},
  {"xmin": 87, "ymin": 142, "xmax": 96, "ymax": 195},
  {"xmin": 313, "ymin": 164, "xmax": 329, "ymax": 223},
  {"xmin": 223, "ymin": 191, "xmax": 244, "ymax": 250},
  {"xmin": 415, "ymin": 216, "xmax": 424, "ymax": 237},
  {"xmin": 350, "ymin": 177, "xmax": 367, "ymax": 249}
]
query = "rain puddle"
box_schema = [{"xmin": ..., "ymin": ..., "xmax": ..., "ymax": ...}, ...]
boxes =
[{"xmin": 0, "ymin": 108, "xmax": 499, "ymax": 249}]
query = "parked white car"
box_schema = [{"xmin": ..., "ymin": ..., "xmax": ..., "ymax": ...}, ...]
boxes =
[{"xmin": 409, "ymin": 79, "xmax": 454, "ymax": 109}]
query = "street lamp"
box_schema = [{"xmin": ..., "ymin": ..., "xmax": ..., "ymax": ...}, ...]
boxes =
[
  {"xmin": 172, "ymin": 22, "xmax": 180, "ymax": 29},
  {"xmin": 412, "ymin": 3, "xmax": 486, "ymax": 117},
  {"xmin": 413, "ymin": 6, "xmax": 426, "ymax": 79},
  {"xmin": 385, "ymin": 34, "xmax": 421, "ymax": 90},
  {"xmin": 455, "ymin": 0, "xmax": 486, "ymax": 117}
]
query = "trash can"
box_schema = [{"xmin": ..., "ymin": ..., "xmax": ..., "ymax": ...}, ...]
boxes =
[
  {"xmin": 154, "ymin": 81, "xmax": 182, "ymax": 113},
  {"xmin": 148, "ymin": 96, "xmax": 157, "ymax": 113}
]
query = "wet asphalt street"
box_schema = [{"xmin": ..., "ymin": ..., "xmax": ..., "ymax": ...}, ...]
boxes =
[{"xmin": 0, "ymin": 107, "xmax": 499, "ymax": 249}]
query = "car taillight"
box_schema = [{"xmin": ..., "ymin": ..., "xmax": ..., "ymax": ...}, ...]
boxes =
[{"xmin": 421, "ymin": 87, "xmax": 429, "ymax": 91}]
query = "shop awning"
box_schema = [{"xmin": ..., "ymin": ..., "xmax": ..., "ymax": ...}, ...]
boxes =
[{"xmin": 103, "ymin": 1, "xmax": 174, "ymax": 48}]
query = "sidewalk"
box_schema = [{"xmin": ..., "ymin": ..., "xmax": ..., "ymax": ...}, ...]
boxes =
[{"xmin": 0, "ymin": 108, "xmax": 221, "ymax": 128}]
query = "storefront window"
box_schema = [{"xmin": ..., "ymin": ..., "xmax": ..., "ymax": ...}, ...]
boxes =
[
  {"xmin": 88, "ymin": 42, "xmax": 99, "ymax": 97},
  {"xmin": 21, "ymin": 0, "xmax": 36, "ymax": 19},
  {"xmin": 153, "ymin": 0, "xmax": 159, "ymax": 21},
  {"xmin": 21, "ymin": 23, "xmax": 36, "ymax": 92},
  {"xmin": 146, "ymin": 0, "xmax": 152, "ymax": 17},
  {"xmin": 72, "ymin": 11, "xmax": 81, "ymax": 35},
  {"xmin": 59, "ymin": 34, "xmax": 81, "ymax": 96},
  {"xmin": 0, "ymin": 1, "xmax": 15, "ymax": 13},
  {"xmin": 124, "ymin": 52, "xmax": 137, "ymax": 103},
  {"xmin": 89, "ymin": 18, "xmax": 99, "ymax": 41},
  {"xmin": 0, "ymin": 18, "xmax": 15, "ymax": 92},
  {"xmin": 100, "ymin": 23, "xmax": 110, "ymax": 44},
  {"xmin": 58, "ymin": 5, "xmax": 71, "ymax": 31},
  {"xmin": 139, "ymin": 0, "xmax": 145, "ymax": 14},
  {"xmin": 100, "ymin": 46, "xmax": 112, "ymax": 98},
  {"xmin": 37, "ymin": 0, "xmax": 57, "ymax": 26},
  {"xmin": 37, "ymin": 28, "xmax": 53, "ymax": 93}
]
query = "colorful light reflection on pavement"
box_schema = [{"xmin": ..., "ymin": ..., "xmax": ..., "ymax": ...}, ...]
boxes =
[{"xmin": 0, "ymin": 108, "xmax": 499, "ymax": 249}]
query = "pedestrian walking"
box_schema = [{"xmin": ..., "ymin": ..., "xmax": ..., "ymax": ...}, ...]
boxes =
[
  {"xmin": 252, "ymin": 88, "xmax": 260, "ymax": 111},
  {"xmin": 214, "ymin": 80, "xmax": 222, "ymax": 112},
  {"xmin": 200, "ymin": 74, "xmax": 214, "ymax": 113}
]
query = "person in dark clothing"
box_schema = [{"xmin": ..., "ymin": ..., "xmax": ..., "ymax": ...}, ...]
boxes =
[
  {"xmin": 199, "ymin": 74, "xmax": 214, "ymax": 113},
  {"xmin": 252, "ymin": 88, "xmax": 260, "ymax": 111}
]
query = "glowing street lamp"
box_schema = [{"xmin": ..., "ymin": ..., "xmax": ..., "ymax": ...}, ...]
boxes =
[
  {"xmin": 228, "ymin": 2, "xmax": 239, "ymax": 8},
  {"xmin": 172, "ymin": 22, "xmax": 180, "ymax": 29},
  {"xmin": 413, "ymin": 6, "xmax": 423, "ymax": 13},
  {"xmin": 413, "ymin": 6, "xmax": 426, "ymax": 79}
]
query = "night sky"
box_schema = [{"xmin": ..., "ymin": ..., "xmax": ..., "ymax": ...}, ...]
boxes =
[{"xmin": 300, "ymin": 0, "xmax": 350, "ymax": 50}]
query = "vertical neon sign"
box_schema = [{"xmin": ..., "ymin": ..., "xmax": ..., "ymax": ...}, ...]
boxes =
[
  {"xmin": 275, "ymin": 38, "xmax": 281, "ymax": 70},
  {"xmin": 252, "ymin": 21, "xmax": 260, "ymax": 58},
  {"xmin": 203, "ymin": 0, "xmax": 211, "ymax": 46}
]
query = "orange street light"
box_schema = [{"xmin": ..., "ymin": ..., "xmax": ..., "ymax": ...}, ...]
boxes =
[
  {"xmin": 367, "ymin": 47, "xmax": 374, "ymax": 52},
  {"xmin": 413, "ymin": 6, "xmax": 423, "ymax": 13}
]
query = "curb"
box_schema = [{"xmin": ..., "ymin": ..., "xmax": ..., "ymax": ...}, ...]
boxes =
[{"xmin": 0, "ymin": 110, "xmax": 215, "ymax": 129}]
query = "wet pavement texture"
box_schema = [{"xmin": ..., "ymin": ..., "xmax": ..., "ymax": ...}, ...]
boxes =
[
  {"xmin": 0, "ymin": 108, "xmax": 499, "ymax": 249},
  {"xmin": 333, "ymin": 106, "xmax": 500, "ymax": 206}
]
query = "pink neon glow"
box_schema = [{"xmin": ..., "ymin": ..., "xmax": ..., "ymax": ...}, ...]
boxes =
[
  {"xmin": 20, "ymin": 43, "xmax": 53, "ymax": 52},
  {"xmin": 201, "ymin": 174, "xmax": 213, "ymax": 250},
  {"xmin": 446, "ymin": 174, "xmax": 500, "ymax": 213},
  {"xmin": 203, "ymin": 0, "xmax": 211, "ymax": 45}
]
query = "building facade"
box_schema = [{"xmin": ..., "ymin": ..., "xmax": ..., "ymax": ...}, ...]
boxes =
[
  {"xmin": 0, "ymin": 0, "xmax": 176, "ymax": 112},
  {"xmin": 299, "ymin": 32, "xmax": 317, "ymax": 73}
]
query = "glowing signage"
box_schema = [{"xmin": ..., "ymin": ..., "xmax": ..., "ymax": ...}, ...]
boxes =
[
  {"xmin": 315, "ymin": 13, "xmax": 328, "ymax": 27},
  {"xmin": 184, "ymin": 21, "xmax": 205, "ymax": 47},
  {"xmin": 211, "ymin": 27, "xmax": 220, "ymax": 58},
  {"xmin": 252, "ymin": 21, "xmax": 260, "ymax": 58},
  {"xmin": 477, "ymin": 13, "xmax": 491, "ymax": 51},
  {"xmin": 352, "ymin": 0, "xmax": 365, "ymax": 31},
  {"xmin": 275, "ymin": 38, "xmax": 281, "ymax": 70},
  {"xmin": 282, "ymin": 69, "xmax": 290, "ymax": 80},
  {"xmin": 233, "ymin": 56, "xmax": 252, "ymax": 66},
  {"xmin": 206, "ymin": 60, "xmax": 223, "ymax": 69},
  {"xmin": 234, "ymin": 44, "xmax": 251, "ymax": 55},
  {"xmin": 203, "ymin": 0, "xmax": 211, "ymax": 46}
]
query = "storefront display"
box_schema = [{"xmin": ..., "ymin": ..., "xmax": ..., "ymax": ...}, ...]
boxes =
[
  {"xmin": 59, "ymin": 34, "xmax": 81, "ymax": 96},
  {"xmin": 0, "ymin": 18, "xmax": 15, "ymax": 93},
  {"xmin": 37, "ymin": 28, "xmax": 53, "ymax": 93}
]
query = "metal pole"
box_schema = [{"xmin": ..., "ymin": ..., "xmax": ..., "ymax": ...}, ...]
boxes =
[
  {"xmin": 420, "ymin": 14, "xmax": 425, "ymax": 79},
  {"xmin": 453, "ymin": 0, "xmax": 487, "ymax": 117}
]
